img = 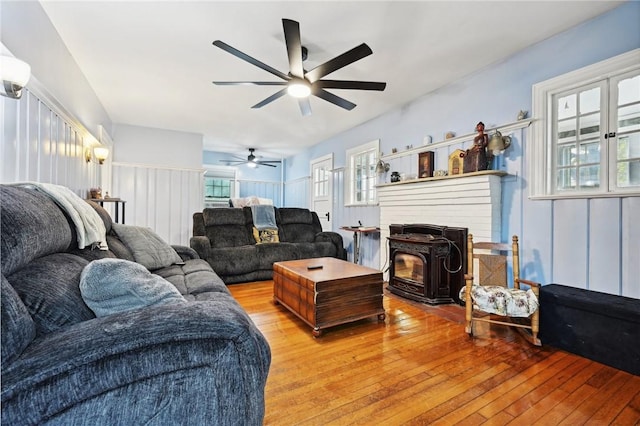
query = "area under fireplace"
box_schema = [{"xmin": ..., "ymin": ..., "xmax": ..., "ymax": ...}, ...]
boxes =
[{"xmin": 387, "ymin": 224, "xmax": 467, "ymax": 305}]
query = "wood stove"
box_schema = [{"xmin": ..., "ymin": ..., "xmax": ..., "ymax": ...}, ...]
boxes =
[{"xmin": 388, "ymin": 224, "xmax": 467, "ymax": 305}]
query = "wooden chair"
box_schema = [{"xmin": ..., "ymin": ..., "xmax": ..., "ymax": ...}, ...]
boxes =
[{"xmin": 462, "ymin": 234, "xmax": 541, "ymax": 346}]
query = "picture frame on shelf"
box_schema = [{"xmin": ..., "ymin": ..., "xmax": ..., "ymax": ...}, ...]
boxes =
[{"xmin": 418, "ymin": 151, "xmax": 434, "ymax": 178}]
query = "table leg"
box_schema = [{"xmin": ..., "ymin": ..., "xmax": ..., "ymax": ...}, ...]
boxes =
[{"xmin": 353, "ymin": 232, "xmax": 360, "ymax": 264}]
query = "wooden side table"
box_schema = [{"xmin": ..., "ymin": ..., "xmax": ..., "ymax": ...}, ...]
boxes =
[{"xmin": 88, "ymin": 198, "xmax": 126, "ymax": 224}]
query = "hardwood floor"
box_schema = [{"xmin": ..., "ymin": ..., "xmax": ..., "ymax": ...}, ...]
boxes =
[{"xmin": 229, "ymin": 281, "xmax": 640, "ymax": 425}]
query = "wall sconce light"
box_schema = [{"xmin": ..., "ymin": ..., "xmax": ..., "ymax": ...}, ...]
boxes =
[
  {"xmin": 93, "ymin": 147, "xmax": 109, "ymax": 165},
  {"xmin": 375, "ymin": 159, "xmax": 390, "ymax": 174},
  {"xmin": 487, "ymin": 130, "xmax": 512, "ymax": 156},
  {"xmin": 85, "ymin": 147, "xmax": 92, "ymax": 163},
  {"xmin": 0, "ymin": 56, "xmax": 31, "ymax": 100}
]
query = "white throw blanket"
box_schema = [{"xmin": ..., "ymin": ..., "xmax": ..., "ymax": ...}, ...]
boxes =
[{"xmin": 17, "ymin": 182, "xmax": 108, "ymax": 250}]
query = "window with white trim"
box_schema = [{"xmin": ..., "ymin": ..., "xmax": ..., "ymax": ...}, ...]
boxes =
[
  {"xmin": 530, "ymin": 49, "xmax": 640, "ymax": 198},
  {"xmin": 203, "ymin": 166, "xmax": 237, "ymax": 208},
  {"xmin": 346, "ymin": 140, "xmax": 379, "ymax": 206}
]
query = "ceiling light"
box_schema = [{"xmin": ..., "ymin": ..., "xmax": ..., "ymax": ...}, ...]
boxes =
[
  {"xmin": 0, "ymin": 56, "xmax": 31, "ymax": 99},
  {"xmin": 287, "ymin": 79, "xmax": 311, "ymax": 98},
  {"xmin": 247, "ymin": 161, "xmax": 258, "ymax": 168}
]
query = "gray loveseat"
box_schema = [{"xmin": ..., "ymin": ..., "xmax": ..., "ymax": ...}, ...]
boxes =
[
  {"xmin": 191, "ymin": 207, "xmax": 346, "ymax": 284},
  {"xmin": 1, "ymin": 185, "xmax": 270, "ymax": 425}
]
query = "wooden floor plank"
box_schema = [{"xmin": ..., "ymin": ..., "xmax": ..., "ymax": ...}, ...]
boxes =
[{"xmin": 227, "ymin": 281, "xmax": 640, "ymax": 426}]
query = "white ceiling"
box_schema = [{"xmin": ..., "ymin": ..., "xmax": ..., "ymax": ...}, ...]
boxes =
[{"xmin": 40, "ymin": 1, "xmax": 621, "ymax": 158}]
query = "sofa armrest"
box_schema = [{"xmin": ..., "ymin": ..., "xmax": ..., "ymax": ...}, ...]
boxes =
[
  {"xmin": 315, "ymin": 232, "xmax": 347, "ymax": 260},
  {"xmin": 190, "ymin": 236, "xmax": 211, "ymax": 260},
  {"xmin": 172, "ymin": 244, "xmax": 200, "ymax": 260},
  {"xmin": 1, "ymin": 296, "xmax": 271, "ymax": 425}
]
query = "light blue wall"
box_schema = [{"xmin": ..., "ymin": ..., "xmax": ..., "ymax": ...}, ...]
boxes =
[{"xmin": 284, "ymin": 2, "xmax": 640, "ymax": 297}]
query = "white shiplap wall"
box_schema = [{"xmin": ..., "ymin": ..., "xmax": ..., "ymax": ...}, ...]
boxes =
[
  {"xmin": 1, "ymin": 89, "xmax": 102, "ymax": 195},
  {"xmin": 378, "ymin": 172, "xmax": 504, "ymax": 271},
  {"xmin": 111, "ymin": 163, "xmax": 203, "ymax": 246}
]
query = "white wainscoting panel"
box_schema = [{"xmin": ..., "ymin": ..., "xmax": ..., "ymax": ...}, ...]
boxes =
[
  {"xmin": 111, "ymin": 163, "xmax": 203, "ymax": 246},
  {"xmin": 1, "ymin": 90, "xmax": 102, "ymax": 195},
  {"xmin": 378, "ymin": 172, "xmax": 504, "ymax": 271}
]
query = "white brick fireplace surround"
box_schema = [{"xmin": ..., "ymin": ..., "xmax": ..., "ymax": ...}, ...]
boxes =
[{"xmin": 377, "ymin": 170, "xmax": 505, "ymax": 271}]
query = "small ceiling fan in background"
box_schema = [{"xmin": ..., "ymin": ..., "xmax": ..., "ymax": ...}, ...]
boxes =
[
  {"xmin": 212, "ymin": 18, "xmax": 386, "ymax": 116},
  {"xmin": 221, "ymin": 148, "xmax": 281, "ymax": 168}
]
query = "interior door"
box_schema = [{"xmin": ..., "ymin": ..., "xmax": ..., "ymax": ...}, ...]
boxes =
[{"xmin": 310, "ymin": 154, "xmax": 333, "ymax": 232}]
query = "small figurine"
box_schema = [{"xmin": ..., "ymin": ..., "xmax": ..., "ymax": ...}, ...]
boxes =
[
  {"xmin": 473, "ymin": 121, "xmax": 489, "ymax": 151},
  {"xmin": 461, "ymin": 122, "xmax": 491, "ymax": 173},
  {"xmin": 517, "ymin": 110, "xmax": 528, "ymax": 120}
]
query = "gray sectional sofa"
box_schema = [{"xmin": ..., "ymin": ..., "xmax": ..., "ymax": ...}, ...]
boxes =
[
  {"xmin": 191, "ymin": 207, "xmax": 347, "ymax": 284},
  {"xmin": 1, "ymin": 184, "xmax": 270, "ymax": 425}
]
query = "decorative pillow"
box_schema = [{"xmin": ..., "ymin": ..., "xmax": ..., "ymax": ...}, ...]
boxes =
[
  {"xmin": 253, "ymin": 227, "xmax": 279, "ymax": 244},
  {"xmin": 112, "ymin": 223, "xmax": 182, "ymax": 270},
  {"xmin": 80, "ymin": 258, "xmax": 186, "ymax": 317}
]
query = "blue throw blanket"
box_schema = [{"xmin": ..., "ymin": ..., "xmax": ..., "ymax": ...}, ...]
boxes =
[{"xmin": 250, "ymin": 205, "xmax": 277, "ymax": 230}]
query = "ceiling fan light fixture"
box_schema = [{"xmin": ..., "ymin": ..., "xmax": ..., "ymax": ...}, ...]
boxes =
[
  {"xmin": 287, "ymin": 80, "xmax": 311, "ymax": 98},
  {"xmin": 247, "ymin": 160, "xmax": 258, "ymax": 168}
]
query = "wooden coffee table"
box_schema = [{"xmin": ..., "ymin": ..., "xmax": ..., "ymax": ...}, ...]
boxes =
[{"xmin": 273, "ymin": 257, "xmax": 385, "ymax": 337}]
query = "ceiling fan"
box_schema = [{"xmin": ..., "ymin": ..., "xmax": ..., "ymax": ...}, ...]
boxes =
[
  {"xmin": 221, "ymin": 148, "xmax": 281, "ymax": 168},
  {"xmin": 212, "ymin": 18, "xmax": 386, "ymax": 116}
]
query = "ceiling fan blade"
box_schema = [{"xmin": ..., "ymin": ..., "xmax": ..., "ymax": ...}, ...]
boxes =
[
  {"xmin": 305, "ymin": 43, "xmax": 373, "ymax": 83},
  {"xmin": 298, "ymin": 98, "xmax": 312, "ymax": 116},
  {"xmin": 213, "ymin": 40, "xmax": 290, "ymax": 81},
  {"xmin": 283, "ymin": 19, "xmax": 304, "ymax": 78},
  {"xmin": 252, "ymin": 88, "xmax": 288, "ymax": 109},
  {"xmin": 212, "ymin": 81, "xmax": 287, "ymax": 86},
  {"xmin": 257, "ymin": 162, "xmax": 277, "ymax": 168},
  {"xmin": 315, "ymin": 80, "xmax": 386, "ymax": 91},
  {"xmin": 314, "ymin": 89, "xmax": 356, "ymax": 111}
]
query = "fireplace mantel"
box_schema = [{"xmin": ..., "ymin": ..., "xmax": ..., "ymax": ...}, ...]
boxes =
[
  {"xmin": 377, "ymin": 171, "xmax": 507, "ymax": 271},
  {"xmin": 377, "ymin": 170, "xmax": 507, "ymax": 188}
]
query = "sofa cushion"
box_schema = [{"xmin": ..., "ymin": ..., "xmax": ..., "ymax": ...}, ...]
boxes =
[
  {"xmin": 80, "ymin": 258, "xmax": 186, "ymax": 317},
  {"xmin": 276, "ymin": 208, "xmax": 320, "ymax": 243},
  {"xmin": 1, "ymin": 275, "xmax": 36, "ymax": 366},
  {"xmin": 203, "ymin": 208, "xmax": 254, "ymax": 248},
  {"xmin": 112, "ymin": 223, "xmax": 182, "ymax": 270},
  {"xmin": 154, "ymin": 259, "xmax": 229, "ymax": 296},
  {"xmin": 7, "ymin": 253, "xmax": 95, "ymax": 335},
  {"xmin": 293, "ymin": 241, "xmax": 337, "ymax": 259},
  {"xmin": 208, "ymin": 246, "xmax": 260, "ymax": 276},
  {"xmin": 1, "ymin": 186, "xmax": 75, "ymax": 277},
  {"xmin": 255, "ymin": 243, "xmax": 299, "ymax": 269}
]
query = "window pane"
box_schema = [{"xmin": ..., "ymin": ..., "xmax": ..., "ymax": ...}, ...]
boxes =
[
  {"xmin": 557, "ymin": 118, "xmax": 576, "ymax": 143},
  {"xmin": 618, "ymin": 103, "xmax": 640, "ymax": 133},
  {"xmin": 557, "ymin": 94, "xmax": 576, "ymax": 120},
  {"xmin": 579, "ymin": 113, "xmax": 600, "ymax": 138},
  {"xmin": 579, "ymin": 165, "xmax": 600, "ymax": 188},
  {"xmin": 617, "ymin": 133, "xmax": 640, "ymax": 188},
  {"xmin": 557, "ymin": 144, "xmax": 575, "ymax": 167},
  {"xmin": 617, "ymin": 159, "xmax": 640, "ymax": 187},
  {"xmin": 579, "ymin": 141, "xmax": 600, "ymax": 164},
  {"xmin": 557, "ymin": 168, "xmax": 575, "ymax": 191},
  {"xmin": 618, "ymin": 75, "xmax": 640, "ymax": 106},
  {"xmin": 579, "ymin": 87, "xmax": 600, "ymax": 114}
]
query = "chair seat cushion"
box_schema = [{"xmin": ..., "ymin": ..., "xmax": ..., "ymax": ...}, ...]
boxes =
[{"xmin": 460, "ymin": 285, "xmax": 538, "ymax": 317}]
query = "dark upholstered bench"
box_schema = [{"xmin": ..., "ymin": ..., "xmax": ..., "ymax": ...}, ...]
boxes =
[{"xmin": 540, "ymin": 284, "xmax": 640, "ymax": 376}]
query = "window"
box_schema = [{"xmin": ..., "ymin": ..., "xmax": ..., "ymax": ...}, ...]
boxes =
[
  {"xmin": 205, "ymin": 178, "xmax": 230, "ymax": 199},
  {"xmin": 530, "ymin": 49, "xmax": 640, "ymax": 198},
  {"xmin": 346, "ymin": 140, "xmax": 379, "ymax": 206},
  {"xmin": 203, "ymin": 166, "xmax": 237, "ymax": 207}
]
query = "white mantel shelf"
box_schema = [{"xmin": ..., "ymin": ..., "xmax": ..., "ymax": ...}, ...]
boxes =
[
  {"xmin": 377, "ymin": 171, "xmax": 507, "ymax": 272},
  {"xmin": 377, "ymin": 170, "xmax": 507, "ymax": 188}
]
